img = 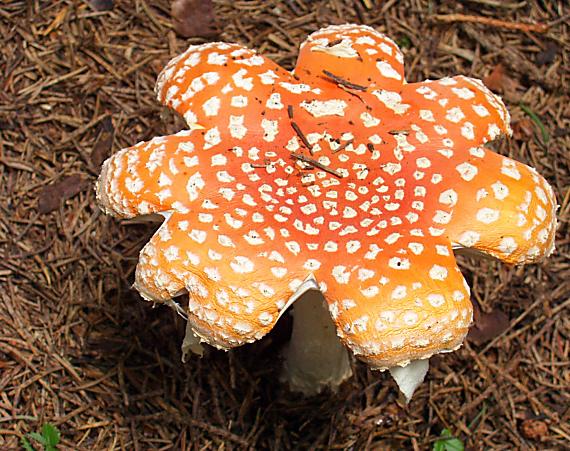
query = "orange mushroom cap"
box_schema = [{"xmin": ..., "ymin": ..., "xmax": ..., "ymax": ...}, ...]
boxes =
[{"xmin": 96, "ymin": 24, "xmax": 557, "ymax": 368}]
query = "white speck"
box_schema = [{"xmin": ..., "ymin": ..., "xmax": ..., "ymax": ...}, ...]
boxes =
[
  {"xmin": 125, "ymin": 177, "xmax": 144, "ymax": 193},
  {"xmin": 402, "ymin": 311, "xmax": 418, "ymax": 325},
  {"xmin": 439, "ymin": 189, "xmax": 458, "ymax": 206},
  {"xmin": 186, "ymin": 172, "xmax": 205, "ymax": 201},
  {"xmin": 392, "ymin": 285, "xmax": 407, "ymax": 300},
  {"xmin": 261, "ymin": 119, "xmax": 279, "ymax": 142},
  {"xmin": 452, "ymin": 291, "xmax": 465, "ymax": 302},
  {"xmin": 231, "ymin": 95, "xmax": 248, "ymax": 108},
  {"xmin": 429, "ymin": 265, "xmax": 448, "ymax": 281},
  {"xmin": 332, "ymin": 266, "xmax": 350, "ymax": 284},
  {"xmin": 300, "ymin": 99, "xmax": 347, "ymax": 117},
  {"xmin": 433, "ymin": 210, "xmax": 451, "ymax": 224},
  {"xmin": 346, "ymin": 240, "xmax": 361, "ymax": 254},
  {"xmin": 376, "ymin": 60, "xmax": 401, "ymax": 80},
  {"xmin": 163, "ymin": 245, "xmax": 179, "ymax": 262},
  {"xmin": 303, "ymin": 259, "xmax": 321, "ymax": 270},
  {"xmin": 311, "ymin": 39, "xmax": 359, "ymax": 58},
  {"xmin": 456, "ymin": 162, "xmax": 478, "ymax": 181},
  {"xmin": 389, "ymin": 257, "xmax": 410, "ymax": 270},
  {"xmin": 472, "ymin": 104, "xmax": 490, "ymax": 117},
  {"xmin": 189, "ymin": 229, "xmax": 206, "ymax": 244},
  {"xmin": 198, "ymin": 213, "xmax": 213, "ymax": 223},
  {"xmin": 408, "ymin": 242, "xmax": 424, "ymax": 255},
  {"xmin": 229, "ymin": 115, "xmax": 247, "ymax": 139},
  {"xmin": 445, "ymin": 107, "xmax": 465, "ymax": 123},
  {"xmin": 476, "ymin": 208, "xmax": 500, "ymax": 224},
  {"xmin": 372, "ymin": 90, "xmax": 410, "ymax": 115},
  {"xmin": 360, "ymin": 111, "xmax": 380, "ymax": 127},
  {"xmin": 419, "ymin": 109, "xmax": 435, "ymax": 122},
  {"xmin": 436, "ymin": 245, "xmax": 449, "ymax": 256},
  {"xmin": 461, "ymin": 122, "xmax": 475, "ymax": 140},
  {"xmin": 230, "ymin": 256, "xmax": 254, "ymax": 273},
  {"xmin": 488, "ymin": 123, "xmax": 502, "ymax": 140},
  {"xmin": 203, "ymin": 96, "xmax": 221, "ymax": 116},
  {"xmin": 207, "ymin": 52, "xmax": 227, "ymax": 65},
  {"xmin": 232, "ymin": 68, "xmax": 253, "ymax": 91},
  {"xmin": 383, "ymin": 162, "xmax": 401, "ymax": 175},
  {"xmin": 211, "ymin": 154, "xmax": 227, "ymax": 166},
  {"xmin": 498, "ymin": 237, "xmax": 518, "ymax": 255},
  {"xmin": 285, "ymin": 241, "xmax": 301, "ymax": 255},
  {"xmin": 204, "ymin": 127, "xmax": 221, "ymax": 149},
  {"xmin": 428, "ymin": 294, "xmax": 445, "ymax": 307},
  {"xmin": 259, "ymin": 70, "xmax": 279, "ymax": 85},
  {"xmin": 451, "ymin": 87, "xmax": 475, "ymax": 99},
  {"xmin": 360, "ymin": 286, "xmax": 379, "ymax": 298},
  {"xmin": 469, "ymin": 147, "xmax": 486, "ymax": 158},
  {"xmin": 258, "ymin": 312, "xmax": 273, "ymax": 325},
  {"xmin": 266, "ymin": 93, "xmax": 284, "ymax": 110},
  {"xmin": 491, "ymin": 181, "xmax": 509, "ymax": 200},
  {"xmin": 457, "ymin": 230, "xmax": 480, "ymax": 247},
  {"xmin": 535, "ymin": 186, "xmax": 548, "ymax": 204}
]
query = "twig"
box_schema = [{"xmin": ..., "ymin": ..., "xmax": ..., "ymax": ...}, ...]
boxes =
[
  {"xmin": 331, "ymin": 139, "xmax": 353, "ymax": 154},
  {"xmin": 433, "ymin": 14, "xmax": 548, "ymax": 33},
  {"xmin": 322, "ymin": 70, "xmax": 368, "ymax": 91},
  {"xmin": 290, "ymin": 121, "xmax": 313, "ymax": 153},
  {"xmin": 290, "ymin": 153, "xmax": 343, "ymax": 178}
]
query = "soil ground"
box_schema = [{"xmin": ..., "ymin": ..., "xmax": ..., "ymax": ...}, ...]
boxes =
[{"xmin": 1, "ymin": 1, "xmax": 569, "ymax": 450}]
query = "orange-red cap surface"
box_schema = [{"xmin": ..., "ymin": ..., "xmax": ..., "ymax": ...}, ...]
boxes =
[{"xmin": 97, "ymin": 24, "xmax": 557, "ymax": 368}]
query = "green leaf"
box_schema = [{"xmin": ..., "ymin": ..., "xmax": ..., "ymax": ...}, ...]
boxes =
[
  {"xmin": 433, "ymin": 429, "xmax": 465, "ymax": 451},
  {"xmin": 21, "ymin": 437, "xmax": 36, "ymax": 451},
  {"xmin": 41, "ymin": 423, "xmax": 60, "ymax": 447},
  {"xmin": 26, "ymin": 432, "xmax": 47, "ymax": 445}
]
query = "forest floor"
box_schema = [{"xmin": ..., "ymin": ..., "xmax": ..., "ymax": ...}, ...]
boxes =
[{"xmin": 0, "ymin": 1, "xmax": 569, "ymax": 449}]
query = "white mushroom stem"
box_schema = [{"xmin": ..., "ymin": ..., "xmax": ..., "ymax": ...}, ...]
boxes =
[
  {"xmin": 282, "ymin": 289, "xmax": 353, "ymax": 395},
  {"xmin": 181, "ymin": 320, "xmax": 204, "ymax": 362},
  {"xmin": 388, "ymin": 359, "xmax": 429, "ymax": 402}
]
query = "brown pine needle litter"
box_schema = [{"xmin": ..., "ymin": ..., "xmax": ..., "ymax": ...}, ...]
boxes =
[{"xmin": 0, "ymin": 1, "xmax": 569, "ymax": 449}]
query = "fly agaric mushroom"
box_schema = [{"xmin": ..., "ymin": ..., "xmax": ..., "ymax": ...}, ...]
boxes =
[{"xmin": 96, "ymin": 24, "xmax": 557, "ymax": 399}]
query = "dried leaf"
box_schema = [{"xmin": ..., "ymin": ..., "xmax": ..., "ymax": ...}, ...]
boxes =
[
  {"xmin": 483, "ymin": 63, "xmax": 520, "ymax": 98},
  {"xmin": 535, "ymin": 42, "xmax": 558, "ymax": 66},
  {"xmin": 512, "ymin": 118, "xmax": 535, "ymax": 140},
  {"xmin": 483, "ymin": 64, "xmax": 506, "ymax": 93},
  {"xmin": 90, "ymin": 0, "xmax": 114, "ymax": 11},
  {"xmin": 38, "ymin": 175, "xmax": 88, "ymax": 214},
  {"xmin": 171, "ymin": 0, "xmax": 217, "ymax": 38},
  {"xmin": 520, "ymin": 419, "xmax": 548, "ymax": 441},
  {"xmin": 91, "ymin": 116, "xmax": 114, "ymax": 168},
  {"xmin": 467, "ymin": 302, "xmax": 510, "ymax": 345}
]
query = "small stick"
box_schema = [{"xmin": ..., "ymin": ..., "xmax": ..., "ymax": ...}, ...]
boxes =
[
  {"xmin": 432, "ymin": 14, "xmax": 548, "ymax": 33},
  {"xmin": 291, "ymin": 121, "xmax": 313, "ymax": 154},
  {"xmin": 250, "ymin": 158, "xmax": 271, "ymax": 169},
  {"xmin": 287, "ymin": 104, "xmax": 294, "ymax": 119},
  {"xmin": 322, "ymin": 70, "xmax": 368, "ymax": 91},
  {"xmin": 388, "ymin": 130, "xmax": 410, "ymax": 135},
  {"xmin": 331, "ymin": 139, "xmax": 354, "ymax": 154},
  {"xmin": 291, "ymin": 153, "xmax": 343, "ymax": 178}
]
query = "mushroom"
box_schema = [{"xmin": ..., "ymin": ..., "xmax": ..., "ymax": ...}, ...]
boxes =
[{"xmin": 96, "ymin": 24, "xmax": 557, "ymax": 398}]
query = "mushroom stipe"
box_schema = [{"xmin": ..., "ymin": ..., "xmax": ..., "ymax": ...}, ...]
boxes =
[{"xmin": 96, "ymin": 24, "xmax": 558, "ymax": 398}]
